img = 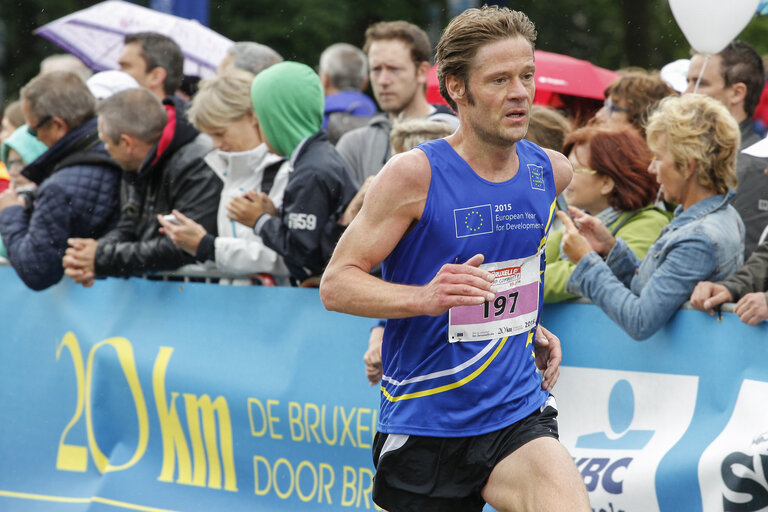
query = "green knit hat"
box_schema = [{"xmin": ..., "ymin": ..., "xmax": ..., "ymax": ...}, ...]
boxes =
[
  {"xmin": 2, "ymin": 125, "xmax": 48, "ymax": 167},
  {"xmin": 250, "ymin": 61, "xmax": 324, "ymax": 157}
]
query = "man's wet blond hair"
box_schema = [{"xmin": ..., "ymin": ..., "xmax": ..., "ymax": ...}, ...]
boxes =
[{"xmin": 436, "ymin": 5, "xmax": 536, "ymax": 111}]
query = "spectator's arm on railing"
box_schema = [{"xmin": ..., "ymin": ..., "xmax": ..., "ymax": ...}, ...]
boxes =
[
  {"xmin": 0, "ymin": 183, "xmax": 74, "ymax": 291},
  {"xmin": 718, "ymin": 239, "xmax": 768, "ymax": 300},
  {"xmin": 94, "ymin": 233, "xmax": 196, "ymax": 277},
  {"xmin": 569, "ymin": 236, "xmax": 717, "ymax": 340}
]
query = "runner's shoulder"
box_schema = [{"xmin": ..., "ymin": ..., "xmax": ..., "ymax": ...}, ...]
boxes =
[
  {"xmin": 374, "ymin": 148, "xmax": 432, "ymax": 197},
  {"xmin": 542, "ymin": 148, "xmax": 572, "ymax": 194},
  {"xmin": 541, "ymin": 147, "xmax": 570, "ymax": 171}
]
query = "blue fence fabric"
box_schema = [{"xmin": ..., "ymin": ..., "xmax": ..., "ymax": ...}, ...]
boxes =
[{"xmin": 0, "ymin": 265, "xmax": 766, "ymax": 511}]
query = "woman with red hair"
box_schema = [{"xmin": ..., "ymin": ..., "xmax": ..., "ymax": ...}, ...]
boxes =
[{"xmin": 544, "ymin": 126, "xmax": 670, "ymax": 302}]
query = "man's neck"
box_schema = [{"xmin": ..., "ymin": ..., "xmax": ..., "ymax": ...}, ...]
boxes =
[
  {"xmin": 449, "ymin": 128, "xmax": 521, "ymax": 183},
  {"xmin": 730, "ymin": 104, "xmax": 747, "ymax": 124},
  {"xmin": 150, "ymin": 87, "xmax": 166, "ymax": 101},
  {"xmin": 388, "ymin": 95, "xmax": 432, "ymax": 121}
]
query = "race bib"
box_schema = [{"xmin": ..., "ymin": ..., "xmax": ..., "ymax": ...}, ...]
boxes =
[{"xmin": 448, "ymin": 253, "xmax": 540, "ymax": 342}]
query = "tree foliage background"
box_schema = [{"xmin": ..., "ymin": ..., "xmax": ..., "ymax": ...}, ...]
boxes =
[{"xmin": 1, "ymin": 0, "xmax": 768, "ymax": 103}]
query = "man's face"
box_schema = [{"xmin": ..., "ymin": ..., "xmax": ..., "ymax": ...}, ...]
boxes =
[
  {"xmin": 686, "ymin": 54, "xmax": 729, "ymax": 103},
  {"xmin": 460, "ymin": 36, "xmax": 535, "ymax": 147},
  {"xmin": 22, "ymin": 100, "xmax": 62, "ymax": 148},
  {"xmin": 367, "ymin": 39, "xmax": 426, "ymax": 115},
  {"xmin": 98, "ymin": 116, "xmax": 136, "ymax": 171},
  {"xmin": 118, "ymin": 42, "xmax": 150, "ymax": 89}
]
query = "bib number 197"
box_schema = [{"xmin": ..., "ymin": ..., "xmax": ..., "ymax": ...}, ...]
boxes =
[{"xmin": 483, "ymin": 291, "xmax": 519, "ymax": 319}]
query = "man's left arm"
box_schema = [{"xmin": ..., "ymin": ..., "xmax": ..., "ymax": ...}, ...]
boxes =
[
  {"xmin": 535, "ymin": 325, "xmax": 561, "ymax": 391},
  {"xmin": 544, "ymin": 148, "xmax": 573, "ymax": 197}
]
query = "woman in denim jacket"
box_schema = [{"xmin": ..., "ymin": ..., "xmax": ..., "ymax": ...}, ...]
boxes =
[{"xmin": 557, "ymin": 94, "xmax": 745, "ymax": 340}]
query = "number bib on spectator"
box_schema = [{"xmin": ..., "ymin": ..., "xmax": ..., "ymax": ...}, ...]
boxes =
[{"xmin": 448, "ymin": 252, "xmax": 540, "ymax": 342}]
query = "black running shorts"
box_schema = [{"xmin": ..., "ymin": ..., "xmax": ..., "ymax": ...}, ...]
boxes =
[{"xmin": 371, "ymin": 396, "xmax": 559, "ymax": 512}]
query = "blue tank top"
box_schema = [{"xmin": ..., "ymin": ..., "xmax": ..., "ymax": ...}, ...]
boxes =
[{"xmin": 379, "ymin": 138, "xmax": 557, "ymax": 437}]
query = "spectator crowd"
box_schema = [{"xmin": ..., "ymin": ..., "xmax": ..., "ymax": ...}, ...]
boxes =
[{"xmin": 1, "ymin": 17, "xmax": 768, "ymax": 351}]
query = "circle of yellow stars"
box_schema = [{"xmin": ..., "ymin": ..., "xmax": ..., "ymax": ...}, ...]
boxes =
[{"xmin": 464, "ymin": 210, "xmax": 484, "ymax": 232}]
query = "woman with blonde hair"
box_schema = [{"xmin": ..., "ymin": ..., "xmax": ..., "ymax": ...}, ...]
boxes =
[
  {"xmin": 159, "ymin": 68, "xmax": 291, "ymax": 283},
  {"xmin": 559, "ymin": 94, "xmax": 744, "ymax": 339}
]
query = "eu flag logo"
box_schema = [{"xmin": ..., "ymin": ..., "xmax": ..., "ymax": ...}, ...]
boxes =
[
  {"xmin": 528, "ymin": 164, "xmax": 546, "ymax": 191},
  {"xmin": 454, "ymin": 204, "xmax": 494, "ymax": 238}
]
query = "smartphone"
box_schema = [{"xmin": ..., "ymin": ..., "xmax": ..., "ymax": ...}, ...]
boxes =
[{"xmin": 162, "ymin": 214, "xmax": 181, "ymax": 225}]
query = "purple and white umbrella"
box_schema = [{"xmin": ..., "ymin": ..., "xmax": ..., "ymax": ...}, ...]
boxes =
[{"xmin": 35, "ymin": 0, "xmax": 233, "ymax": 78}]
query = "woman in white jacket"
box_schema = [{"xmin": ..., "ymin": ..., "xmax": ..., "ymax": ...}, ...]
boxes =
[{"xmin": 158, "ymin": 69, "xmax": 291, "ymax": 284}]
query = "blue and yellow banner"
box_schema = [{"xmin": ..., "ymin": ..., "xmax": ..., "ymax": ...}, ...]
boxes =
[
  {"xmin": 0, "ymin": 266, "xmax": 767, "ymax": 511},
  {"xmin": 0, "ymin": 267, "xmax": 378, "ymax": 511}
]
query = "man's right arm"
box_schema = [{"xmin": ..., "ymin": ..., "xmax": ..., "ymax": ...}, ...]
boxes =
[
  {"xmin": 319, "ymin": 149, "xmax": 495, "ymax": 319},
  {"xmin": 691, "ymin": 238, "xmax": 768, "ymax": 313},
  {"xmin": 99, "ymin": 178, "xmax": 139, "ymax": 246},
  {"xmin": 719, "ymin": 238, "xmax": 768, "ymax": 299}
]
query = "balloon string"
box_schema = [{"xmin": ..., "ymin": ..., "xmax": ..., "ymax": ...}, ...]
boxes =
[{"xmin": 693, "ymin": 54, "xmax": 711, "ymax": 94}]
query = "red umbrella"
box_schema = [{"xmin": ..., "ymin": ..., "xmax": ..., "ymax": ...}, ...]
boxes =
[
  {"xmin": 532, "ymin": 50, "xmax": 618, "ymax": 102},
  {"xmin": 426, "ymin": 50, "xmax": 618, "ymax": 107}
]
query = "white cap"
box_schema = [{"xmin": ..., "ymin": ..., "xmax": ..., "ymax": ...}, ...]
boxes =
[
  {"xmin": 86, "ymin": 70, "xmax": 140, "ymax": 99},
  {"xmin": 660, "ymin": 59, "xmax": 690, "ymax": 94}
]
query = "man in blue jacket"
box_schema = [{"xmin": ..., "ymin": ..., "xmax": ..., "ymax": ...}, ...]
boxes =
[{"xmin": 0, "ymin": 71, "xmax": 121, "ymax": 290}]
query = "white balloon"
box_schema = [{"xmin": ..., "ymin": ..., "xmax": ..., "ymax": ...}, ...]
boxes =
[{"xmin": 669, "ymin": 0, "xmax": 759, "ymax": 54}]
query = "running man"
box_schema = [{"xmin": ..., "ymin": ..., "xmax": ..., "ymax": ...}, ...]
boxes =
[{"xmin": 320, "ymin": 6, "xmax": 590, "ymax": 512}]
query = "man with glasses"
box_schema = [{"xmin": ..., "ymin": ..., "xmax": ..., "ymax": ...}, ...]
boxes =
[{"xmin": 0, "ymin": 71, "xmax": 121, "ymax": 290}]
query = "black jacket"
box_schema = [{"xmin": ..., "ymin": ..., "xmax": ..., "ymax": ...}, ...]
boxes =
[
  {"xmin": 732, "ymin": 119, "xmax": 768, "ymax": 259},
  {"xmin": 94, "ymin": 97, "xmax": 222, "ymax": 277},
  {"xmin": 0, "ymin": 117, "xmax": 121, "ymax": 290},
  {"xmin": 257, "ymin": 131, "xmax": 357, "ymax": 282}
]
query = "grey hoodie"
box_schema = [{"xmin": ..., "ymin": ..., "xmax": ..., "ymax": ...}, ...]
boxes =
[{"xmin": 335, "ymin": 107, "xmax": 458, "ymax": 186}]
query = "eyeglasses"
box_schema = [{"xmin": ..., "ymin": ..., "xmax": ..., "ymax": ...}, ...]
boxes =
[
  {"xmin": 573, "ymin": 168, "xmax": 598, "ymax": 175},
  {"xmin": 6, "ymin": 158, "xmax": 24, "ymax": 171},
  {"xmin": 604, "ymin": 98, "xmax": 629, "ymax": 114},
  {"xmin": 27, "ymin": 116, "xmax": 52, "ymax": 137}
]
